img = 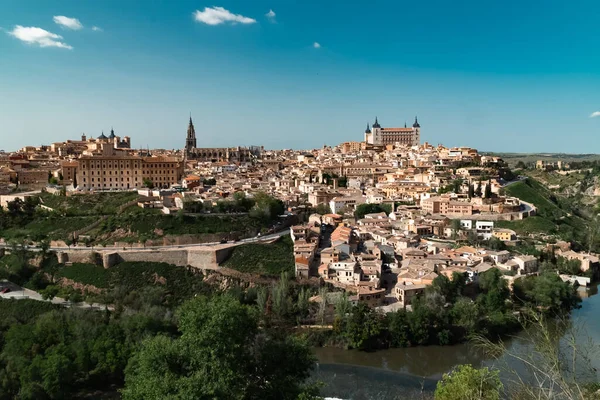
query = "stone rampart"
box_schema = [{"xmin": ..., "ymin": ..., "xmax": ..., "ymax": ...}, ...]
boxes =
[{"xmin": 54, "ymin": 244, "xmax": 238, "ymax": 270}]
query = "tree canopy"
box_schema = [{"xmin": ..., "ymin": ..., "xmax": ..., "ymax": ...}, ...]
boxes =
[{"xmin": 122, "ymin": 295, "xmax": 316, "ymax": 400}]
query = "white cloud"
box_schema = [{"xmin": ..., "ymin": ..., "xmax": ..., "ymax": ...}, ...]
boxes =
[
  {"xmin": 92, "ymin": 26, "xmax": 103, "ymax": 32},
  {"xmin": 193, "ymin": 6, "xmax": 256, "ymax": 25},
  {"xmin": 8, "ymin": 25, "xmax": 73, "ymax": 49},
  {"xmin": 590, "ymin": 111, "xmax": 600, "ymax": 118},
  {"xmin": 53, "ymin": 15, "xmax": 83, "ymax": 30},
  {"xmin": 313, "ymin": 42, "xmax": 321, "ymax": 49},
  {"xmin": 265, "ymin": 9, "xmax": 276, "ymax": 20}
]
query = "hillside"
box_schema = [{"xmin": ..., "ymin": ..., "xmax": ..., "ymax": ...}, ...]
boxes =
[
  {"xmin": 484, "ymin": 152, "xmax": 600, "ymax": 168},
  {"xmin": 499, "ymin": 178, "xmax": 594, "ymax": 248},
  {"xmin": 221, "ymin": 236, "xmax": 295, "ymax": 276}
]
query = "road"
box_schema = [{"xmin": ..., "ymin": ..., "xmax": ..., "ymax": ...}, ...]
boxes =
[
  {"xmin": 0, "ymin": 229, "xmax": 290, "ymax": 252},
  {"xmin": 0, "ymin": 280, "xmax": 112, "ymax": 310},
  {"xmin": 501, "ymin": 175, "xmax": 527, "ymax": 187}
]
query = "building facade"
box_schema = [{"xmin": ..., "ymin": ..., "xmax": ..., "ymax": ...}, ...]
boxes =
[
  {"xmin": 184, "ymin": 117, "xmax": 261, "ymax": 163},
  {"xmin": 75, "ymin": 144, "xmax": 183, "ymax": 190},
  {"xmin": 365, "ymin": 116, "xmax": 421, "ymax": 146}
]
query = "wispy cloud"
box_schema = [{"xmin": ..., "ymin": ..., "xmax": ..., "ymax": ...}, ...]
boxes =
[
  {"xmin": 193, "ymin": 7, "xmax": 256, "ymax": 25},
  {"xmin": 91, "ymin": 26, "xmax": 103, "ymax": 32},
  {"xmin": 313, "ymin": 42, "xmax": 321, "ymax": 49},
  {"xmin": 265, "ymin": 9, "xmax": 276, "ymax": 21},
  {"xmin": 590, "ymin": 111, "xmax": 600, "ymax": 118},
  {"xmin": 53, "ymin": 15, "xmax": 83, "ymax": 30},
  {"xmin": 8, "ymin": 25, "xmax": 73, "ymax": 49}
]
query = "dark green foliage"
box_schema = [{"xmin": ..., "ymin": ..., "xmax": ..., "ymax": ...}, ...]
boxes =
[
  {"xmin": 221, "ymin": 236, "xmax": 295, "ymax": 276},
  {"xmin": 122, "ymin": 295, "xmax": 316, "ymax": 400},
  {"xmin": 342, "ymin": 303, "xmax": 384, "ymax": 350},
  {"xmin": 0, "ymin": 306, "xmax": 171, "ymax": 400},
  {"xmin": 512, "ymin": 272, "xmax": 581, "ymax": 313},
  {"xmin": 56, "ymin": 263, "xmax": 110, "ymax": 288},
  {"xmin": 107, "ymin": 262, "xmax": 211, "ymax": 306},
  {"xmin": 354, "ymin": 203, "xmax": 392, "ymax": 219},
  {"xmin": 0, "ymin": 299, "xmax": 59, "ymax": 329}
]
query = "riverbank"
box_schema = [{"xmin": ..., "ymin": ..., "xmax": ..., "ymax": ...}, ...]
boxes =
[{"xmin": 313, "ymin": 284, "xmax": 600, "ymax": 398}]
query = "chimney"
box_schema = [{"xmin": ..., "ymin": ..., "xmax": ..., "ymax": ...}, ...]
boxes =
[
  {"xmin": 333, "ymin": 178, "xmax": 338, "ymax": 190},
  {"xmin": 81, "ymin": 134, "xmax": 87, "ymax": 141}
]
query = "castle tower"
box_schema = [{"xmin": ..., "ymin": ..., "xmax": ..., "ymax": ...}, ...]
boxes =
[
  {"xmin": 412, "ymin": 116, "xmax": 421, "ymax": 146},
  {"xmin": 371, "ymin": 117, "xmax": 382, "ymax": 145},
  {"xmin": 185, "ymin": 115, "xmax": 197, "ymax": 153}
]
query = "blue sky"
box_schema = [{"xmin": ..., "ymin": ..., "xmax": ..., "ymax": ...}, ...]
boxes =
[{"xmin": 1, "ymin": 0, "xmax": 600, "ymax": 153}]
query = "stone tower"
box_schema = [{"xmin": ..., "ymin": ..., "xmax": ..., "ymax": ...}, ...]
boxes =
[
  {"xmin": 412, "ymin": 116, "xmax": 421, "ymax": 145},
  {"xmin": 185, "ymin": 115, "xmax": 197, "ymax": 153}
]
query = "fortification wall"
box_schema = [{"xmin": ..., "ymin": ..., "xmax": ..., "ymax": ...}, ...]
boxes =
[
  {"xmin": 102, "ymin": 249, "xmax": 189, "ymax": 268},
  {"xmin": 57, "ymin": 251, "xmax": 102, "ymax": 265},
  {"xmin": 54, "ymin": 245, "xmax": 236, "ymax": 270}
]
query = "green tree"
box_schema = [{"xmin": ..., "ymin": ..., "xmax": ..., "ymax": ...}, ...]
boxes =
[
  {"xmin": 122, "ymin": 295, "xmax": 316, "ymax": 400},
  {"xmin": 475, "ymin": 181, "xmax": 483, "ymax": 197},
  {"xmin": 142, "ymin": 178, "xmax": 154, "ymax": 189},
  {"xmin": 387, "ymin": 308, "xmax": 411, "ymax": 347},
  {"xmin": 484, "ymin": 180, "xmax": 492, "ymax": 198},
  {"xmin": 451, "ymin": 219, "xmax": 462, "ymax": 240},
  {"xmin": 344, "ymin": 302, "xmax": 383, "ymax": 350},
  {"xmin": 434, "ymin": 364, "xmax": 502, "ymax": 400},
  {"xmin": 450, "ymin": 297, "xmax": 480, "ymax": 336},
  {"xmin": 477, "ymin": 268, "xmax": 510, "ymax": 313},
  {"xmin": 315, "ymin": 203, "xmax": 332, "ymax": 215},
  {"xmin": 354, "ymin": 203, "xmax": 392, "ymax": 219}
]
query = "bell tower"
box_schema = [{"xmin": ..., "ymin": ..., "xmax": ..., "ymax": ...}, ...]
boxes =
[{"xmin": 185, "ymin": 115, "xmax": 197, "ymax": 153}]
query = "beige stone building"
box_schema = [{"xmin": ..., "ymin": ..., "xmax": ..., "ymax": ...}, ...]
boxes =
[
  {"xmin": 74, "ymin": 143, "xmax": 183, "ymax": 191},
  {"xmin": 364, "ymin": 117, "xmax": 421, "ymax": 147}
]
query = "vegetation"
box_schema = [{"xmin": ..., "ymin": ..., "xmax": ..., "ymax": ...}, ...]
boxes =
[
  {"xmin": 434, "ymin": 364, "xmax": 502, "ymax": 400},
  {"xmin": 221, "ymin": 236, "xmax": 295, "ymax": 276},
  {"xmin": 56, "ymin": 263, "xmax": 110, "ymax": 289},
  {"xmin": 354, "ymin": 203, "xmax": 392, "ymax": 219},
  {"xmin": 323, "ymin": 269, "xmax": 579, "ymax": 351},
  {"xmin": 499, "ymin": 177, "xmax": 596, "ymax": 250},
  {"xmin": 122, "ymin": 295, "xmax": 317, "ymax": 400},
  {"xmin": 38, "ymin": 191, "xmax": 138, "ymax": 216},
  {"xmin": 0, "ymin": 191, "xmax": 285, "ymax": 245}
]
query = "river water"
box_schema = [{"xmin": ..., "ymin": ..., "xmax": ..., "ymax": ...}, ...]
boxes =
[{"xmin": 312, "ymin": 285, "xmax": 600, "ymax": 399}]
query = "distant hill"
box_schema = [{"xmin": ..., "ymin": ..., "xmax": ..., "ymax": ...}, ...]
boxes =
[{"xmin": 482, "ymin": 152, "xmax": 600, "ymax": 167}]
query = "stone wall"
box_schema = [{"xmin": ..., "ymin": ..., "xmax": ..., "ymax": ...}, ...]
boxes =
[
  {"xmin": 57, "ymin": 251, "xmax": 102, "ymax": 265},
  {"xmin": 55, "ymin": 244, "xmax": 237, "ymax": 270},
  {"xmin": 102, "ymin": 249, "xmax": 189, "ymax": 268}
]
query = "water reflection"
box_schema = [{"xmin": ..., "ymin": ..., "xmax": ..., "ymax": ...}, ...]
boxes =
[{"xmin": 313, "ymin": 284, "xmax": 600, "ymax": 397}]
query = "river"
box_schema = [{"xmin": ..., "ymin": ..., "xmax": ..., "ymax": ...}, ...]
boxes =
[{"xmin": 312, "ymin": 285, "xmax": 600, "ymax": 399}]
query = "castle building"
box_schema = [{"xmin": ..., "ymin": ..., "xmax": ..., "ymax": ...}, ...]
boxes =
[
  {"xmin": 364, "ymin": 116, "xmax": 421, "ymax": 147},
  {"xmin": 184, "ymin": 117, "xmax": 262, "ymax": 163}
]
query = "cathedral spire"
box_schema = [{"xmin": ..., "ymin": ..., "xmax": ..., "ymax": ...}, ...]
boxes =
[{"xmin": 185, "ymin": 114, "xmax": 197, "ymax": 153}]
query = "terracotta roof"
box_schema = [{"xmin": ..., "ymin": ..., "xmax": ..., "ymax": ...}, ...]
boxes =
[{"xmin": 295, "ymin": 256, "xmax": 310, "ymax": 266}]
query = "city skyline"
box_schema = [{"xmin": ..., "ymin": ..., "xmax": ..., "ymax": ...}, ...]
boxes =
[{"xmin": 2, "ymin": 0, "xmax": 600, "ymax": 152}]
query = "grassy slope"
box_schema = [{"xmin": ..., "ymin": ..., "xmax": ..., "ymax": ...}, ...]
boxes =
[
  {"xmin": 500, "ymin": 178, "xmax": 589, "ymax": 239},
  {"xmin": 39, "ymin": 191, "xmax": 138, "ymax": 216},
  {"xmin": 221, "ymin": 236, "xmax": 295, "ymax": 276},
  {"xmin": 56, "ymin": 263, "xmax": 110, "ymax": 288}
]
